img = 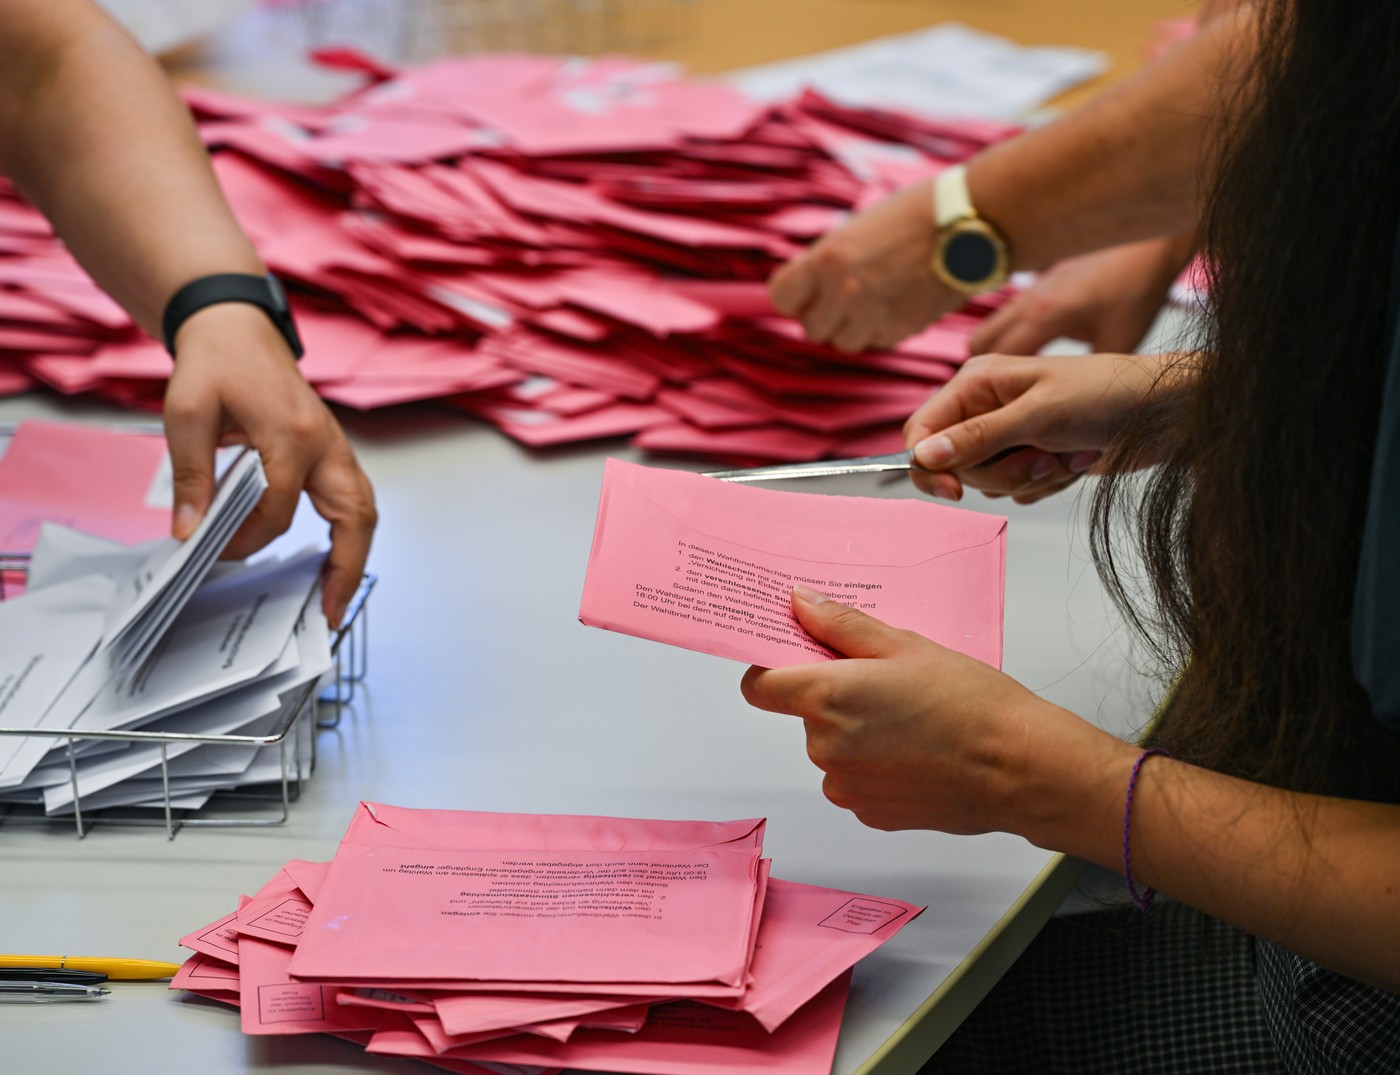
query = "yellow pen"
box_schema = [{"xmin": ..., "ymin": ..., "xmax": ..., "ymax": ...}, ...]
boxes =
[{"xmin": 0, "ymin": 955, "xmax": 182, "ymax": 980}]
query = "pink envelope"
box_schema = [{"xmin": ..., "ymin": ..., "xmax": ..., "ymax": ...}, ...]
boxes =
[
  {"xmin": 288, "ymin": 843, "xmax": 763, "ymax": 987},
  {"xmin": 234, "ymin": 865, "xmax": 317, "ymax": 946},
  {"xmin": 338, "ymin": 801, "xmax": 764, "ymax": 853},
  {"xmin": 239, "ymin": 935, "xmax": 384, "ymax": 1036},
  {"xmin": 580, "ymin": 460, "xmax": 1006, "ymax": 669},
  {"xmin": 179, "ymin": 907, "xmax": 244, "ymax": 966},
  {"xmin": 631, "ymin": 420, "xmax": 836, "ymax": 464},
  {"xmin": 435, "ymin": 990, "xmax": 665, "ymax": 1039},
  {"xmin": 0, "ymin": 420, "xmax": 170, "ymax": 551},
  {"xmin": 709, "ymin": 877, "xmax": 923, "ymax": 1032},
  {"xmin": 430, "ymin": 974, "xmax": 851, "ymax": 1075},
  {"xmin": 171, "ymin": 951, "xmax": 240, "ymax": 992}
]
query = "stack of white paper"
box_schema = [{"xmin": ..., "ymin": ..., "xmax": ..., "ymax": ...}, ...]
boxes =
[{"xmin": 0, "ymin": 450, "xmax": 334, "ymax": 815}]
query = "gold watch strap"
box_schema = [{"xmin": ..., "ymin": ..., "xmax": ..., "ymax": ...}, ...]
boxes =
[{"xmin": 933, "ymin": 164, "xmax": 974, "ymax": 229}]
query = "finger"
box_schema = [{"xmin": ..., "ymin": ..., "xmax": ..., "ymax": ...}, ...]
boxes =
[
  {"xmin": 768, "ymin": 257, "xmax": 818, "ymax": 317},
  {"xmin": 967, "ymin": 299, "xmax": 1021, "ymax": 355},
  {"xmin": 829, "ymin": 320, "xmax": 875, "ymax": 355},
  {"xmin": 317, "ymin": 490, "xmax": 376, "ymax": 629},
  {"xmin": 802, "ymin": 295, "xmax": 846, "ymax": 345},
  {"xmin": 987, "ymin": 319, "xmax": 1060, "ymax": 357},
  {"xmin": 909, "ymin": 469, "xmax": 964, "ymax": 501},
  {"xmin": 301, "ymin": 453, "xmax": 377, "ymax": 629},
  {"xmin": 790, "ymin": 585, "xmax": 906, "ymax": 659},
  {"xmin": 221, "ymin": 478, "xmax": 303, "ymax": 561},
  {"xmin": 739, "ymin": 664, "xmax": 812, "ymax": 717},
  {"xmin": 909, "ymin": 400, "xmax": 1033, "ymax": 475},
  {"xmin": 955, "ymin": 448, "xmax": 1056, "ymax": 498},
  {"xmin": 162, "ymin": 383, "xmax": 223, "ymax": 541},
  {"xmin": 1067, "ymin": 450, "xmax": 1102, "ymax": 474},
  {"xmin": 1012, "ymin": 475, "xmax": 1081, "ymax": 505}
]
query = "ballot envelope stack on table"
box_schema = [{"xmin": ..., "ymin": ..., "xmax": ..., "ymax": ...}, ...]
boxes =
[
  {"xmin": 0, "ymin": 440, "xmax": 336, "ymax": 816},
  {"xmin": 171, "ymin": 800, "xmax": 924, "ymax": 1075},
  {"xmin": 0, "ymin": 50, "xmax": 1025, "ymax": 465}
]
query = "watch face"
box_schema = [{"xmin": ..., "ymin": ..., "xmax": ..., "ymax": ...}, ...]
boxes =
[
  {"xmin": 943, "ymin": 230, "xmax": 999, "ymax": 285},
  {"xmin": 933, "ymin": 217, "xmax": 1009, "ymax": 293}
]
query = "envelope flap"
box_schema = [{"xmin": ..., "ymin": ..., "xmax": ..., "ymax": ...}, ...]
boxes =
[
  {"xmin": 603, "ymin": 458, "xmax": 1005, "ymax": 570},
  {"xmin": 349, "ymin": 802, "xmax": 765, "ymax": 852}
]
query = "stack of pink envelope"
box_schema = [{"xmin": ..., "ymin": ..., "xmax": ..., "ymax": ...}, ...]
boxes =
[
  {"xmin": 0, "ymin": 51, "xmax": 1019, "ymax": 464},
  {"xmin": 173, "ymin": 801, "xmax": 924, "ymax": 1075}
]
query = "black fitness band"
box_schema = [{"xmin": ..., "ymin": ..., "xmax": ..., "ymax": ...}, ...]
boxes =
[{"xmin": 161, "ymin": 272, "xmax": 304, "ymax": 360}]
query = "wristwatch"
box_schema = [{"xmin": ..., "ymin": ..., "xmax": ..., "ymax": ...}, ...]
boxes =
[
  {"xmin": 929, "ymin": 165, "xmax": 1011, "ymax": 295},
  {"xmin": 161, "ymin": 272, "xmax": 305, "ymax": 360}
]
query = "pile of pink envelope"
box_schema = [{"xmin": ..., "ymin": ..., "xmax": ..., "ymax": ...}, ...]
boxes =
[
  {"xmin": 173, "ymin": 801, "xmax": 924, "ymax": 1074},
  {"xmin": 0, "ymin": 51, "xmax": 1018, "ymax": 463}
]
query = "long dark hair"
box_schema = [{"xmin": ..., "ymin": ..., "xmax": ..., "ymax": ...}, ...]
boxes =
[{"xmin": 1091, "ymin": 0, "xmax": 1400, "ymax": 800}]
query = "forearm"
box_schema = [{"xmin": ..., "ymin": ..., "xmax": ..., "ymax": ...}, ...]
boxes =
[
  {"xmin": 0, "ymin": 0, "xmax": 262, "ymax": 337},
  {"xmin": 1024, "ymin": 723, "xmax": 1400, "ymax": 992},
  {"xmin": 968, "ymin": 5, "xmax": 1258, "ymax": 271}
]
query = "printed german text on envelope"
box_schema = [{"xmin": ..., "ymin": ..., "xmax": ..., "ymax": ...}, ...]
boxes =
[{"xmin": 579, "ymin": 459, "xmax": 1006, "ymax": 669}]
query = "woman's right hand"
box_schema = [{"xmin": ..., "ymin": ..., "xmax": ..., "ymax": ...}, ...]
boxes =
[{"xmin": 903, "ymin": 351, "xmax": 1176, "ymax": 503}]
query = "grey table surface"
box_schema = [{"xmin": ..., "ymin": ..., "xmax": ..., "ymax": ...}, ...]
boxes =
[{"xmin": 0, "ymin": 381, "xmax": 1158, "ymax": 1074}]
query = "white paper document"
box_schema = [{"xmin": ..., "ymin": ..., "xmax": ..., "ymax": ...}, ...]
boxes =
[
  {"xmin": 0, "ymin": 449, "xmax": 337, "ymax": 811},
  {"xmin": 729, "ymin": 22, "xmax": 1108, "ymax": 120}
]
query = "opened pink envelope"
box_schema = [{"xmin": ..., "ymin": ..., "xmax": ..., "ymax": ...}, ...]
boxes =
[
  {"xmin": 288, "ymin": 844, "xmax": 762, "ymax": 987},
  {"xmin": 579, "ymin": 460, "xmax": 1006, "ymax": 669}
]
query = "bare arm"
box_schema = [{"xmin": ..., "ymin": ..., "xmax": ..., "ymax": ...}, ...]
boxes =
[
  {"xmin": 770, "ymin": 5, "xmax": 1259, "ymax": 351},
  {"xmin": 741, "ymin": 588, "xmax": 1400, "ymax": 992},
  {"xmin": 0, "ymin": 0, "xmax": 376, "ymax": 626}
]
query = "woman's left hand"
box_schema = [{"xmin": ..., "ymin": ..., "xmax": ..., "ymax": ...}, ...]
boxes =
[{"xmin": 741, "ymin": 585, "xmax": 1125, "ymax": 834}]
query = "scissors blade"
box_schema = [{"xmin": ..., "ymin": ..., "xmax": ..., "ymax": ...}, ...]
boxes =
[{"xmin": 703, "ymin": 451, "xmax": 917, "ymax": 482}]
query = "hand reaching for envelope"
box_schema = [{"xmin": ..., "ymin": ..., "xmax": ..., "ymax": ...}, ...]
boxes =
[
  {"xmin": 740, "ymin": 585, "xmax": 1125, "ymax": 834},
  {"xmin": 767, "ymin": 181, "xmax": 968, "ymax": 354},
  {"xmin": 900, "ymin": 350, "xmax": 1184, "ymax": 504}
]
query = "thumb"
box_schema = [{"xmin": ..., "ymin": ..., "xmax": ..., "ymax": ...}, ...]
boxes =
[
  {"xmin": 163, "ymin": 398, "xmax": 221, "ymax": 542},
  {"xmin": 791, "ymin": 585, "xmax": 905, "ymax": 659},
  {"xmin": 768, "ymin": 256, "xmax": 817, "ymax": 317},
  {"xmin": 909, "ymin": 402, "xmax": 1029, "ymax": 473}
]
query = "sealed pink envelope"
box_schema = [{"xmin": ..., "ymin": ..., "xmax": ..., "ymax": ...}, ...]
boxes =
[
  {"xmin": 288, "ymin": 843, "xmax": 763, "ymax": 987},
  {"xmin": 339, "ymin": 801, "xmax": 766, "ymax": 855},
  {"xmin": 579, "ymin": 460, "xmax": 1006, "ymax": 669},
  {"xmin": 710, "ymin": 877, "xmax": 923, "ymax": 1031},
  {"xmin": 433, "ymin": 974, "xmax": 851, "ymax": 1075},
  {"xmin": 239, "ymin": 935, "xmax": 384, "ymax": 1037}
]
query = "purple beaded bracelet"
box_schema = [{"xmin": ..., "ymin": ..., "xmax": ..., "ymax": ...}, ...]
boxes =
[{"xmin": 1122, "ymin": 746, "xmax": 1172, "ymax": 911}]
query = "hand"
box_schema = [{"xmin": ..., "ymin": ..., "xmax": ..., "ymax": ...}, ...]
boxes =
[
  {"xmin": 740, "ymin": 587, "xmax": 1121, "ymax": 834},
  {"xmin": 901, "ymin": 351, "xmax": 1174, "ymax": 503},
  {"xmin": 161, "ymin": 302, "xmax": 377, "ymax": 628},
  {"xmin": 969, "ymin": 236, "xmax": 1194, "ymax": 356},
  {"xmin": 768, "ymin": 181, "xmax": 963, "ymax": 353}
]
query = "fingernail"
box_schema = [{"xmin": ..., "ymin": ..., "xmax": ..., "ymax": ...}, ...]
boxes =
[
  {"xmin": 914, "ymin": 435, "xmax": 955, "ymax": 468},
  {"xmin": 1068, "ymin": 451, "xmax": 1099, "ymax": 474},
  {"xmin": 173, "ymin": 503, "xmax": 201, "ymax": 539},
  {"xmin": 1030, "ymin": 455, "xmax": 1058, "ymax": 481},
  {"xmin": 792, "ymin": 584, "xmax": 830, "ymax": 605}
]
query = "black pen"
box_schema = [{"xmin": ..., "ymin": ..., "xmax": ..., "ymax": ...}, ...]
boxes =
[{"xmin": 0, "ymin": 969, "xmax": 108, "ymax": 985}]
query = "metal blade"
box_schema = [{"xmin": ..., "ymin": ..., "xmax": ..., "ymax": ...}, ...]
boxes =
[{"xmin": 703, "ymin": 451, "xmax": 916, "ymax": 482}]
